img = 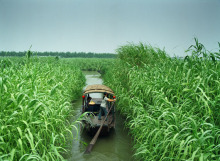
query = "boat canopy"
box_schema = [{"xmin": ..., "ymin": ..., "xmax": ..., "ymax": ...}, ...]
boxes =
[{"xmin": 83, "ymin": 84, "xmax": 114, "ymax": 95}]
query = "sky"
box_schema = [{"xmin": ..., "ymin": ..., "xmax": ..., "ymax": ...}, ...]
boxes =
[{"xmin": 0, "ymin": 0, "xmax": 220, "ymax": 57}]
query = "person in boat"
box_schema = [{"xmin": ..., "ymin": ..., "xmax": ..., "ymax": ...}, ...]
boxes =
[
  {"xmin": 87, "ymin": 96, "xmax": 92, "ymax": 105},
  {"xmin": 98, "ymin": 92, "xmax": 115, "ymax": 120}
]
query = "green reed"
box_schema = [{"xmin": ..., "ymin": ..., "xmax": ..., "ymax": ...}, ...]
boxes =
[
  {"xmin": 60, "ymin": 58, "xmax": 115, "ymax": 73},
  {"xmin": 103, "ymin": 41, "xmax": 220, "ymax": 160},
  {"xmin": 0, "ymin": 57, "xmax": 85, "ymax": 160}
]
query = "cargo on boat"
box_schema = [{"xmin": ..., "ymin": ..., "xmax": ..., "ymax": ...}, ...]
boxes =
[{"xmin": 81, "ymin": 84, "xmax": 116, "ymax": 135}]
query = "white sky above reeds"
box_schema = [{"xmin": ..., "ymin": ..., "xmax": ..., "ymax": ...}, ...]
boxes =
[{"xmin": 0, "ymin": 0, "xmax": 220, "ymax": 56}]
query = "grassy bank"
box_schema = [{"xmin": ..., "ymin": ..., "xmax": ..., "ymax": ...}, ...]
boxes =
[
  {"xmin": 103, "ymin": 41, "xmax": 220, "ymax": 160},
  {"xmin": 0, "ymin": 57, "xmax": 85, "ymax": 160}
]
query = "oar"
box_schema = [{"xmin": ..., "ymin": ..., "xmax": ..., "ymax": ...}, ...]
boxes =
[{"xmin": 84, "ymin": 101, "xmax": 115, "ymax": 154}]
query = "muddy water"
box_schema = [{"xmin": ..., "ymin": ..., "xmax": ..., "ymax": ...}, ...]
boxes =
[{"xmin": 68, "ymin": 71, "xmax": 133, "ymax": 161}]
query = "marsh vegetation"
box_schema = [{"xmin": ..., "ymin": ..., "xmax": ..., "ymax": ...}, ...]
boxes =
[{"xmin": 1, "ymin": 39, "xmax": 220, "ymax": 160}]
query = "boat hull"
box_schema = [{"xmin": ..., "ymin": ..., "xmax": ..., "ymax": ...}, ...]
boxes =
[{"xmin": 82, "ymin": 115, "xmax": 115, "ymax": 136}]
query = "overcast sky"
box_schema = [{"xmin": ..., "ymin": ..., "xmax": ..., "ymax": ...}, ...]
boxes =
[{"xmin": 0, "ymin": 0, "xmax": 220, "ymax": 56}]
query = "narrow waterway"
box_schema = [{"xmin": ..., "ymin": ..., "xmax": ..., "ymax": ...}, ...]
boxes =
[{"xmin": 67, "ymin": 71, "xmax": 133, "ymax": 161}]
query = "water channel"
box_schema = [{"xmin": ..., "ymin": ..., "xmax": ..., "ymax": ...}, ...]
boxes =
[{"xmin": 67, "ymin": 71, "xmax": 133, "ymax": 161}]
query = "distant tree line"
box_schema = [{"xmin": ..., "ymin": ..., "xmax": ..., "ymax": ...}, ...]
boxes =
[{"xmin": 0, "ymin": 51, "xmax": 117, "ymax": 58}]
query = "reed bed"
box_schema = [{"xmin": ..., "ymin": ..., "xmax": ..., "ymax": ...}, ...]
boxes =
[
  {"xmin": 103, "ymin": 41, "xmax": 220, "ymax": 160},
  {"xmin": 0, "ymin": 57, "xmax": 85, "ymax": 160},
  {"xmin": 60, "ymin": 58, "xmax": 115, "ymax": 73}
]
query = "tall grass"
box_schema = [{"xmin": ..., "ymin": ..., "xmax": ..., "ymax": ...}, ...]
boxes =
[
  {"xmin": 0, "ymin": 57, "xmax": 85, "ymax": 160},
  {"xmin": 103, "ymin": 41, "xmax": 220, "ymax": 160}
]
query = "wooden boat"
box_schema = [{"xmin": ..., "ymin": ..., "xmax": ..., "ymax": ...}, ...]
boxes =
[{"xmin": 81, "ymin": 84, "xmax": 116, "ymax": 135}]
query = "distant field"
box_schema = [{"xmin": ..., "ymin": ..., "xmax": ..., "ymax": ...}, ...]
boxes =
[{"xmin": 0, "ymin": 51, "xmax": 117, "ymax": 58}]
